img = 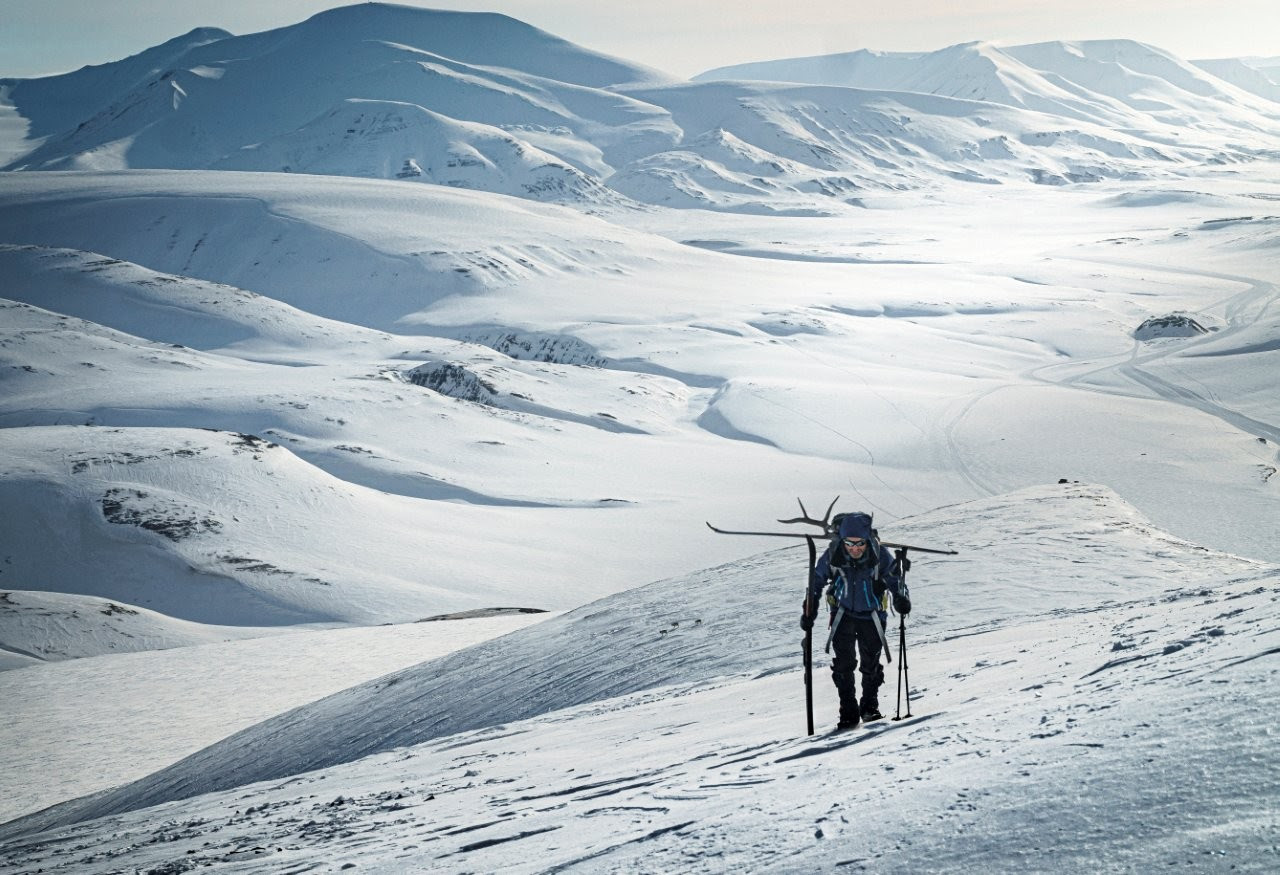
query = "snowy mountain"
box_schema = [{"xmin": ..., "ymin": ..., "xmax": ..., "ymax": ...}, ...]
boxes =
[
  {"xmin": 695, "ymin": 39, "xmax": 1280, "ymax": 157},
  {"xmin": 212, "ymin": 98, "xmax": 616, "ymax": 204},
  {"xmin": 0, "ymin": 26, "xmax": 233, "ymax": 146},
  {"xmin": 1, "ymin": 4, "xmax": 1277, "ymax": 870},
  {"xmin": 0, "ymin": 5, "xmax": 676, "ymax": 186},
  {"xmin": 1246, "ymin": 56, "xmax": 1280, "ymax": 83},
  {"xmin": 1192, "ymin": 56, "xmax": 1280, "ymax": 104},
  {"xmin": 4, "ymin": 8, "xmax": 1280, "ymax": 214},
  {"xmin": 696, "ymin": 37, "xmax": 1279, "ymax": 117}
]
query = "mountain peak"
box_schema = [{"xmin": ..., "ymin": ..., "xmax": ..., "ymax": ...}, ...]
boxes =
[{"xmin": 277, "ymin": 2, "xmax": 672, "ymax": 88}]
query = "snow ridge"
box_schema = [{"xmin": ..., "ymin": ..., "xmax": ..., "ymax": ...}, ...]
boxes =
[{"xmin": 3, "ymin": 9, "xmax": 1279, "ymax": 213}]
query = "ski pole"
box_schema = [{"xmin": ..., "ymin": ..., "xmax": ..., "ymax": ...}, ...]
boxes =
[
  {"xmin": 803, "ymin": 536, "xmax": 816, "ymax": 736},
  {"xmin": 894, "ymin": 548, "xmax": 912, "ymax": 720},
  {"xmin": 895, "ymin": 615, "xmax": 912, "ymax": 719}
]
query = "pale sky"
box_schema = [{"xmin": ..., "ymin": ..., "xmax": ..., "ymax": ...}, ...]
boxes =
[{"xmin": 2, "ymin": 0, "xmax": 1278, "ymax": 79}]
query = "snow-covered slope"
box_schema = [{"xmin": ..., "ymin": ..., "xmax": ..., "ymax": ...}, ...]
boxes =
[
  {"xmin": 2, "ymin": 166, "xmax": 1277, "ymax": 667},
  {"xmin": 1, "ymin": 9, "xmax": 1277, "ymax": 866},
  {"xmin": 0, "ymin": 423, "xmax": 582, "ymax": 625},
  {"xmin": 0, "ymin": 27, "xmax": 232, "ymax": 143},
  {"xmin": 0, "ymin": 279, "xmax": 718, "ymax": 628},
  {"xmin": 0, "ymin": 612, "xmax": 548, "ymax": 821},
  {"xmin": 0, "ymin": 171, "xmax": 692, "ymax": 328},
  {"xmin": 0, "ymin": 243, "xmax": 392, "ymax": 353},
  {"xmin": 212, "ymin": 98, "xmax": 615, "ymax": 204},
  {"xmin": 4, "ymin": 9, "xmax": 1280, "ymax": 213},
  {"xmin": 0, "ymin": 4, "xmax": 678, "ymax": 199},
  {"xmin": 1248, "ymin": 58, "xmax": 1280, "ymax": 83},
  {"xmin": 1193, "ymin": 57, "xmax": 1280, "ymax": 103},
  {"xmin": 612, "ymin": 76, "xmax": 1196, "ymax": 206},
  {"xmin": 695, "ymin": 39, "xmax": 1280, "ymax": 160},
  {"xmin": 1004, "ymin": 40, "xmax": 1280, "ymax": 136},
  {"xmin": 0, "ymin": 590, "xmax": 271, "ymax": 670},
  {"xmin": 2, "ymin": 484, "xmax": 1275, "ymax": 872}
]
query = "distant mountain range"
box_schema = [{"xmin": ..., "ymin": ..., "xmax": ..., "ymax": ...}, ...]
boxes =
[
  {"xmin": 697, "ymin": 42, "xmax": 1280, "ymax": 107},
  {"xmin": 3, "ymin": 4, "xmax": 1278, "ymax": 214}
]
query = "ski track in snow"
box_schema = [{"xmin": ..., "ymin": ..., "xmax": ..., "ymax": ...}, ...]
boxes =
[
  {"xmin": 1, "ymin": 8, "xmax": 1279, "ymax": 871},
  {"xmin": 1035, "ymin": 257, "xmax": 1280, "ymax": 444}
]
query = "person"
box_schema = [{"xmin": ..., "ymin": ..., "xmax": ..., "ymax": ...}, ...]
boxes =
[{"xmin": 800, "ymin": 512, "xmax": 911, "ymax": 730}]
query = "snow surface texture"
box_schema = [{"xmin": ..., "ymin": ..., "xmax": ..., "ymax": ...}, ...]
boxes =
[
  {"xmin": 0, "ymin": 3, "xmax": 1278, "ymax": 871},
  {"xmin": 1, "ymin": 485, "xmax": 1277, "ymax": 872},
  {"xmin": 0, "ymin": 612, "xmax": 548, "ymax": 824}
]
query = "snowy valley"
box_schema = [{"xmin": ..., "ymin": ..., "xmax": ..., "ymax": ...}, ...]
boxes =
[{"xmin": 0, "ymin": 3, "xmax": 1277, "ymax": 872}]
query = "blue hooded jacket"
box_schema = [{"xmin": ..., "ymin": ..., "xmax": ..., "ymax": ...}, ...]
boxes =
[{"xmin": 808, "ymin": 512, "xmax": 904, "ymax": 617}]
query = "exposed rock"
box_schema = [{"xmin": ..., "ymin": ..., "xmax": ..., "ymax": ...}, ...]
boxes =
[
  {"xmin": 1134, "ymin": 313, "xmax": 1211, "ymax": 341},
  {"xmin": 406, "ymin": 361, "xmax": 498, "ymax": 405},
  {"xmin": 455, "ymin": 330, "xmax": 608, "ymax": 367},
  {"xmin": 100, "ymin": 488, "xmax": 223, "ymax": 541}
]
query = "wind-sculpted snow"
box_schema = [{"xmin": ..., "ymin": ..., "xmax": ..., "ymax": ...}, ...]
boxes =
[
  {"xmin": 402, "ymin": 357, "xmax": 661, "ymax": 434},
  {"xmin": 2, "ymin": 484, "xmax": 1275, "ymax": 870},
  {"xmin": 0, "ymin": 172, "xmax": 693, "ymax": 330},
  {"xmin": 0, "ymin": 286, "xmax": 711, "ymax": 633},
  {"xmin": 0, "ymin": 243, "xmax": 396, "ymax": 353},
  {"xmin": 0, "ymin": 424, "xmax": 615, "ymax": 627},
  {"xmin": 0, "ymin": 590, "xmax": 266, "ymax": 669},
  {"xmin": 2, "ymin": 166, "xmax": 1277, "ymax": 612},
  {"xmin": 0, "ymin": 613, "xmax": 550, "ymax": 822}
]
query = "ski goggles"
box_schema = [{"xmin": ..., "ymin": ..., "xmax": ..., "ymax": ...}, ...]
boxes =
[{"xmin": 842, "ymin": 538, "xmax": 867, "ymax": 548}]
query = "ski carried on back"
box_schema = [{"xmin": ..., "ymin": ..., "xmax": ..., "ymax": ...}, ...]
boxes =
[
  {"xmin": 707, "ymin": 496, "xmax": 957, "ymax": 554},
  {"xmin": 705, "ymin": 522, "xmax": 958, "ymax": 555},
  {"xmin": 707, "ymin": 498, "xmax": 957, "ymax": 735}
]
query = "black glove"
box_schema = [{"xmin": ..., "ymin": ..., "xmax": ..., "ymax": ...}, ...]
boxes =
[
  {"xmin": 800, "ymin": 612, "xmax": 814, "ymax": 632},
  {"xmin": 893, "ymin": 594, "xmax": 911, "ymax": 616},
  {"xmin": 895, "ymin": 551, "xmax": 912, "ymax": 573}
]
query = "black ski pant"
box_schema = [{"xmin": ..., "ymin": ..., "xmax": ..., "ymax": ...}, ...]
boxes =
[{"xmin": 829, "ymin": 613, "xmax": 885, "ymax": 720}]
